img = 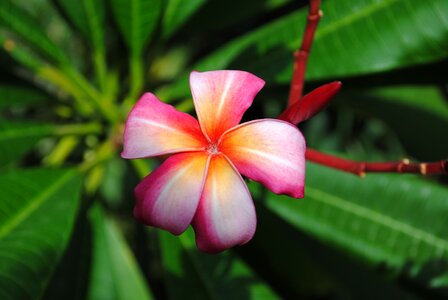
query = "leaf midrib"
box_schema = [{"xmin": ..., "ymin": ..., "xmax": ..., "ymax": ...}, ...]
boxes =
[
  {"xmin": 305, "ymin": 186, "xmax": 448, "ymax": 253},
  {"xmin": 0, "ymin": 171, "xmax": 74, "ymax": 239}
]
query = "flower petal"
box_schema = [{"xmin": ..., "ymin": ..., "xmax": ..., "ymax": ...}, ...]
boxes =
[
  {"xmin": 190, "ymin": 70, "xmax": 265, "ymax": 143},
  {"xmin": 122, "ymin": 93, "xmax": 207, "ymax": 159},
  {"xmin": 220, "ymin": 119, "xmax": 306, "ymax": 198},
  {"xmin": 192, "ymin": 155, "xmax": 256, "ymax": 253},
  {"xmin": 134, "ymin": 152, "xmax": 209, "ymax": 235}
]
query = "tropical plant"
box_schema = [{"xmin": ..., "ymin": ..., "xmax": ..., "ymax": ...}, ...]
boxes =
[{"xmin": 0, "ymin": 0, "xmax": 447, "ymax": 299}]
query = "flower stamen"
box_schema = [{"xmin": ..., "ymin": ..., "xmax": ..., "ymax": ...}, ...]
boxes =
[{"xmin": 206, "ymin": 143, "xmax": 220, "ymax": 155}]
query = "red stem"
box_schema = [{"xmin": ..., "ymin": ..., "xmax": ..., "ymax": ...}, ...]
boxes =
[
  {"xmin": 288, "ymin": 0, "xmax": 322, "ymax": 107},
  {"xmin": 306, "ymin": 149, "xmax": 448, "ymax": 176},
  {"xmin": 287, "ymin": 0, "xmax": 447, "ymax": 176}
]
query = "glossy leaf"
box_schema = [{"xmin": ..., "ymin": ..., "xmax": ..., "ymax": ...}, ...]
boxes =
[
  {"xmin": 162, "ymin": 0, "xmax": 206, "ymax": 39},
  {"xmin": 0, "ymin": 85, "xmax": 48, "ymax": 110},
  {"xmin": 342, "ymin": 85, "xmax": 448, "ymax": 160},
  {"xmin": 0, "ymin": 0, "xmax": 68, "ymax": 64},
  {"xmin": 0, "ymin": 168, "xmax": 82, "ymax": 300},
  {"xmin": 110, "ymin": 0, "xmax": 162, "ymax": 54},
  {"xmin": 262, "ymin": 162, "xmax": 448, "ymax": 287},
  {"xmin": 0, "ymin": 120, "xmax": 54, "ymax": 167},
  {"xmin": 159, "ymin": 0, "xmax": 448, "ymax": 100},
  {"xmin": 160, "ymin": 228, "xmax": 280, "ymax": 300},
  {"xmin": 88, "ymin": 205, "xmax": 154, "ymax": 300}
]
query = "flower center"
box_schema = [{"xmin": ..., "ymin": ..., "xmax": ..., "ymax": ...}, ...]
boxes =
[{"xmin": 206, "ymin": 143, "xmax": 219, "ymax": 155}]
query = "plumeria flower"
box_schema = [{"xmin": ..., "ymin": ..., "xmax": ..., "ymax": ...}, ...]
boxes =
[{"xmin": 122, "ymin": 70, "xmax": 306, "ymax": 253}]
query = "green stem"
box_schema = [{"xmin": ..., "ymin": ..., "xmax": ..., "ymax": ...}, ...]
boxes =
[
  {"xmin": 43, "ymin": 135, "xmax": 80, "ymax": 167},
  {"xmin": 78, "ymin": 139, "xmax": 116, "ymax": 173},
  {"xmin": 93, "ymin": 48, "xmax": 108, "ymax": 92},
  {"xmin": 38, "ymin": 66, "xmax": 94, "ymax": 115},
  {"xmin": 63, "ymin": 66, "xmax": 119, "ymax": 124},
  {"xmin": 54, "ymin": 122, "xmax": 102, "ymax": 136},
  {"xmin": 122, "ymin": 52, "xmax": 144, "ymax": 113}
]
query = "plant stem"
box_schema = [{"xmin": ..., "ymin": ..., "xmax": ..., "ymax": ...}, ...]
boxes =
[
  {"xmin": 306, "ymin": 149, "xmax": 448, "ymax": 176},
  {"xmin": 78, "ymin": 139, "xmax": 116, "ymax": 173},
  {"xmin": 288, "ymin": 0, "xmax": 322, "ymax": 107},
  {"xmin": 122, "ymin": 52, "xmax": 144, "ymax": 113},
  {"xmin": 43, "ymin": 135, "xmax": 80, "ymax": 167},
  {"xmin": 63, "ymin": 66, "xmax": 119, "ymax": 124},
  {"xmin": 54, "ymin": 122, "xmax": 102, "ymax": 136}
]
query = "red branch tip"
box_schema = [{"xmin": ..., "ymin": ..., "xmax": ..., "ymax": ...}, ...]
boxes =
[{"xmin": 279, "ymin": 81, "xmax": 341, "ymax": 125}]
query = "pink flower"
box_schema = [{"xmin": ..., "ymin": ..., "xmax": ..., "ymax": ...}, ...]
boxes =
[{"xmin": 121, "ymin": 70, "xmax": 306, "ymax": 253}]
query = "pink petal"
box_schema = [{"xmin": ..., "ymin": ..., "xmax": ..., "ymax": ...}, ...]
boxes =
[
  {"xmin": 192, "ymin": 154, "xmax": 256, "ymax": 253},
  {"xmin": 134, "ymin": 152, "xmax": 209, "ymax": 235},
  {"xmin": 189, "ymin": 70, "xmax": 265, "ymax": 143},
  {"xmin": 220, "ymin": 119, "xmax": 306, "ymax": 198},
  {"xmin": 122, "ymin": 93, "xmax": 207, "ymax": 159}
]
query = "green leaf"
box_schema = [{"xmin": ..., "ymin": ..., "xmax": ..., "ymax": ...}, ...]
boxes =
[
  {"xmin": 55, "ymin": 0, "xmax": 105, "ymax": 48},
  {"xmin": 0, "ymin": 168, "xmax": 82, "ymax": 300},
  {"xmin": 110, "ymin": 0, "xmax": 162, "ymax": 54},
  {"xmin": 55, "ymin": 0, "xmax": 107, "ymax": 86},
  {"xmin": 88, "ymin": 204, "xmax": 154, "ymax": 300},
  {"xmin": 160, "ymin": 228, "xmax": 280, "ymax": 300},
  {"xmin": 161, "ymin": 0, "xmax": 206, "ymax": 39},
  {"xmin": 261, "ymin": 162, "xmax": 448, "ymax": 286},
  {"xmin": 159, "ymin": 0, "xmax": 448, "ymax": 100},
  {"xmin": 342, "ymin": 85, "xmax": 448, "ymax": 160},
  {"xmin": 0, "ymin": 120, "xmax": 55, "ymax": 167},
  {"xmin": 0, "ymin": 0, "xmax": 69, "ymax": 64},
  {"xmin": 0, "ymin": 85, "xmax": 48, "ymax": 110}
]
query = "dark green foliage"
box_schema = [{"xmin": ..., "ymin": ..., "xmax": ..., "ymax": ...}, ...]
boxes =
[{"xmin": 0, "ymin": 0, "xmax": 447, "ymax": 299}]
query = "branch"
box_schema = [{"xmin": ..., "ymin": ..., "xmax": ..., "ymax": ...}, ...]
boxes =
[
  {"xmin": 306, "ymin": 149, "xmax": 448, "ymax": 176},
  {"xmin": 288, "ymin": 0, "xmax": 322, "ymax": 107}
]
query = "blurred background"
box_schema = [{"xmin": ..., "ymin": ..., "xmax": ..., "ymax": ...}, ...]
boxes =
[{"xmin": 0, "ymin": 0, "xmax": 448, "ymax": 299}]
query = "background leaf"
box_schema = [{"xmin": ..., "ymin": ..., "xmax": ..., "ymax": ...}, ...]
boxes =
[
  {"xmin": 110, "ymin": 0, "xmax": 162, "ymax": 55},
  {"xmin": 0, "ymin": 85, "xmax": 48, "ymax": 110},
  {"xmin": 54, "ymin": 0, "xmax": 105, "ymax": 47},
  {"xmin": 0, "ymin": 0, "xmax": 69, "ymax": 64},
  {"xmin": 161, "ymin": 0, "xmax": 206, "ymax": 39},
  {"xmin": 259, "ymin": 162, "xmax": 448, "ymax": 290},
  {"xmin": 159, "ymin": 0, "xmax": 448, "ymax": 100},
  {"xmin": 88, "ymin": 204, "xmax": 154, "ymax": 300},
  {"xmin": 160, "ymin": 228, "xmax": 280, "ymax": 300},
  {"xmin": 0, "ymin": 120, "xmax": 54, "ymax": 167},
  {"xmin": 341, "ymin": 85, "xmax": 448, "ymax": 160},
  {"xmin": 0, "ymin": 168, "xmax": 82, "ymax": 300}
]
